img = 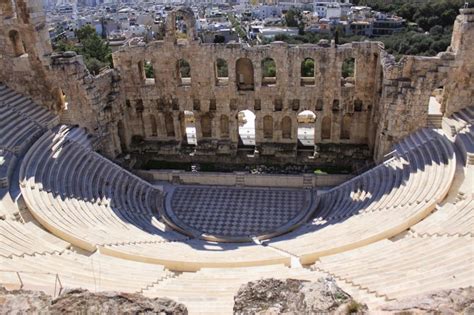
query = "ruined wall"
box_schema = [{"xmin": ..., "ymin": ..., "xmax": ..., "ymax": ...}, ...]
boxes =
[
  {"xmin": 444, "ymin": 8, "xmax": 474, "ymax": 116},
  {"xmin": 1, "ymin": 5, "xmax": 473, "ymax": 165},
  {"xmin": 49, "ymin": 52, "xmax": 125, "ymax": 157},
  {"xmin": 112, "ymin": 9, "xmax": 381, "ymax": 164},
  {"xmin": 0, "ymin": 0, "xmax": 124, "ymax": 157},
  {"xmin": 0, "ymin": 0, "xmax": 55, "ymax": 108},
  {"xmin": 372, "ymin": 8, "xmax": 474, "ymax": 159}
]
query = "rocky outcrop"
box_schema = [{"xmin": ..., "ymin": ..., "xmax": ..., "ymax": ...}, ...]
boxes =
[
  {"xmin": 380, "ymin": 287, "xmax": 474, "ymax": 315},
  {"xmin": 0, "ymin": 288, "xmax": 188, "ymax": 315},
  {"xmin": 0, "ymin": 288, "xmax": 51, "ymax": 314},
  {"xmin": 233, "ymin": 277, "xmax": 366, "ymax": 314}
]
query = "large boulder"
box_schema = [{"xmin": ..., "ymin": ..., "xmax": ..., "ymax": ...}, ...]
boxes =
[
  {"xmin": 0, "ymin": 288, "xmax": 187, "ymax": 315},
  {"xmin": 233, "ymin": 277, "xmax": 366, "ymax": 314},
  {"xmin": 380, "ymin": 287, "xmax": 474, "ymax": 314}
]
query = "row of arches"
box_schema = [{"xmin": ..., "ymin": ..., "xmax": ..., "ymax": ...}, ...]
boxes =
[
  {"xmin": 143, "ymin": 111, "xmax": 352, "ymax": 147},
  {"xmin": 138, "ymin": 56, "xmax": 356, "ymax": 89}
]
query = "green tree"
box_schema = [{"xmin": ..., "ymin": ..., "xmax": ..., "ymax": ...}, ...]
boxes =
[
  {"xmin": 69, "ymin": 25, "xmax": 112, "ymax": 75},
  {"xmin": 75, "ymin": 25, "xmax": 97, "ymax": 42},
  {"xmin": 285, "ymin": 8, "xmax": 300, "ymax": 27}
]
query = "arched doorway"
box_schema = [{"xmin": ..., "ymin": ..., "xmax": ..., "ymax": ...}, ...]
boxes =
[
  {"xmin": 297, "ymin": 110, "xmax": 316, "ymax": 146},
  {"xmin": 183, "ymin": 110, "xmax": 197, "ymax": 145},
  {"xmin": 237, "ymin": 110, "xmax": 256, "ymax": 147}
]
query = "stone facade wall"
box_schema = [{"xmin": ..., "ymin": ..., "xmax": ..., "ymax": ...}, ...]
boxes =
[{"xmin": 0, "ymin": 5, "xmax": 473, "ymax": 164}]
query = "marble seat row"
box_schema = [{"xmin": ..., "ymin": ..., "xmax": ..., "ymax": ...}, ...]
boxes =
[
  {"xmin": 0, "ymin": 84, "xmax": 58, "ymax": 130},
  {"xmin": 313, "ymin": 234, "xmax": 474, "ymax": 301},
  {"xmin": 0, "ymin": 250, "xmax": 173, "ymax": 295},
  {"xmin": 0, "ymin": 219, "xmax": 70, "ymax": 258},
  {"xmin": 264, "ymin": 128, "xmax": 456, "ymax": 264},
  {"xmin": 20, "ymin": 126, "xmax": 187, "ymax": 251},
  {"xmin": 411, "ymin": 195, "xmax": 474, "ymax": 236}
]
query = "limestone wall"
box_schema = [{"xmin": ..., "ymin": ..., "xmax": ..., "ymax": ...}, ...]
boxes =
[
  {"xmin": 112, "ymin": 39, "xmax": 380, "ymax": 159},
  {"xmin": 1, "ymin": 5, "xmax": 473, "ymax": 165}
]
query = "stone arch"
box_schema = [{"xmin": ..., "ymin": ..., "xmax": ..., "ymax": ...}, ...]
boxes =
[
  {"xmin": 183, "ymin": 110, "xmax": 197, "ymax": 145},
  {"xmin": 220, "ymin": 114, "xmax": 229, "ymax": 137},
  {"xmin": 237, "ymin": 110, "xmax": 256, "ymax": 146},
  {"xmin": 236, "ymin": 58, "xmax": 254, "ymax": 91},
  {"xmin": 263, "ymin": 115, "xmax": 273, "ymax": 139},
  {"xmin": 428, "ymin": 86, "xmax": 445, "ymax": 115},
  {"xmin": 261, "ymin": 57, "xmax": 277, "ymax": 86},
  {"xmin": 177, "ymin": 59, "xmax": 191, "ymax": 85},
  {"xmin": 282, "ymin": 116, "xmax": 292, "ymax": 139},
  {"xmin": 9, "ymin": 30, "xmax": 25, "ymax": 57},
  {"xmin": 149, "ymin": 114, "xmax": 158, "ymax": 136},
  {"xmin": 301, "ymin": 57, "xmax": 315, "ymax": 86},
  {"xmin": 164, "ymin": 112, "xmax": 175, "ymax": 137},
  {"xmin": 215, "ymin": 58, "xmax": 228, "ymax": 85},
  {"xmin": 342, "ymin": 57, "xmax": 355, "ymax": 82},
  {"xmin": 117, "ymin": 120, "xmax": 127, "ymax": 152},
  {"xmin": 341, "ymin": 114, "xmax": 352, "ymax": 140},
  {"xmin": 165, "ymin": 7, "xmax": 198, "ymax": 42},
  {"xmin": 321, "ymin": 116, "xmax": 331, "ymax": 140},
  {"xmin": 297, "ymin": 110, "xmax": 316, "ymax": 146},
  {"xmin": 201, "ymin": 114, "xmax": 212, "ymax": 138}
]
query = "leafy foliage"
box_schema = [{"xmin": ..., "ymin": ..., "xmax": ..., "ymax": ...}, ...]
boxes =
[
  {"xmin": 216, "ymin": 59, "xmax": 228, "ymax": 78},
  {"xmin": 342, "ymin": 58, "xmax": 355, "ymax": 78},
  {"xmin": 178, "ymin": 59, "xmax": 191, "ymax": 78},
  {"xmin": 54, "ymin": 25, "xmax": 112, "ymax": 75},
  {"xmin": 301, "ymin": 58, "xmax": 314, "ymax": 77},
  {"xmin": 144, "ymin": 62, "xmax": 154, "ymax": 79},
  {"xmin": 262, "ymin": 58, "xmax": 276, "ymax": 77}
]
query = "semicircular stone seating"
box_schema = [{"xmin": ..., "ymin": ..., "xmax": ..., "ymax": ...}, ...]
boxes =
[
  {"xmin": 20, "ymin": 121, "xmax": 457, "ymax": 271},
  {"xmin": 2, "ymin": 81, "xmax": 473, "ymax": 314}
]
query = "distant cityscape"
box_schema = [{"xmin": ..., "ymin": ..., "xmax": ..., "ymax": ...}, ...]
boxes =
[{"xmin": 45, "ymin": 0, "xmax": 407, "ymax": 48}]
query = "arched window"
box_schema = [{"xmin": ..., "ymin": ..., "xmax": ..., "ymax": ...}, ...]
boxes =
[
  {"xmin": 140, "ymin": 60, "xmax": 155, "ymax": 84},
  {"xmin": 165, "ymin": 112, "xmax": 175, "ymax": 137},
  {"xmin": 215, "ymin": 58, "xmax": 228, "ymax": 85},
  {"xmin": 9, "ymin": 30, "xmax": 25, "ymax": 57},
  {"xmin": 341, "ymin": 114, "xmax": 351, "ymax": 140},
  {"xmin": 342, "ymin": 57, "xmax": 355, "ymax": 84},
  {"xmin": 201, "ymin": 114, "xmax": 212, "ymax": 138},
  {"xmin": 263, "ymin": 115, "xmax": 273, "ymax": 139},
  {"xmin": 150, "ymin": 115, "xmax": 158, "ymax": 136},
  {"xmin": 321, "ymin": 116, "xmax": 331, "ymax": 140},
  {"xmin": 236, "ymin": 58, "xmax": 254, "ymax": 91},
  {"xmin": 301, "ymin": 58, "xmax": 315, "ymax": 86},
  {"xmin": 177, "ymin": 59, "xmax": 191, "ymax": 85},
  {"xmin": 282, "ymin": 116, "xmax": 292, "ymax": 139},
  {"xmin": 220, "ymin": 115, "xmax": 229, "ymax": 137},
  {"xmin": 261, "ymin": 57, "xmax": 276, "ymax": 86}
]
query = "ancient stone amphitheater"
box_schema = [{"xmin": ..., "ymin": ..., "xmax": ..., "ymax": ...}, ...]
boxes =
[{"xmin": 0, "ymin": 2, "xmax": 473, "ymax": 314}]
